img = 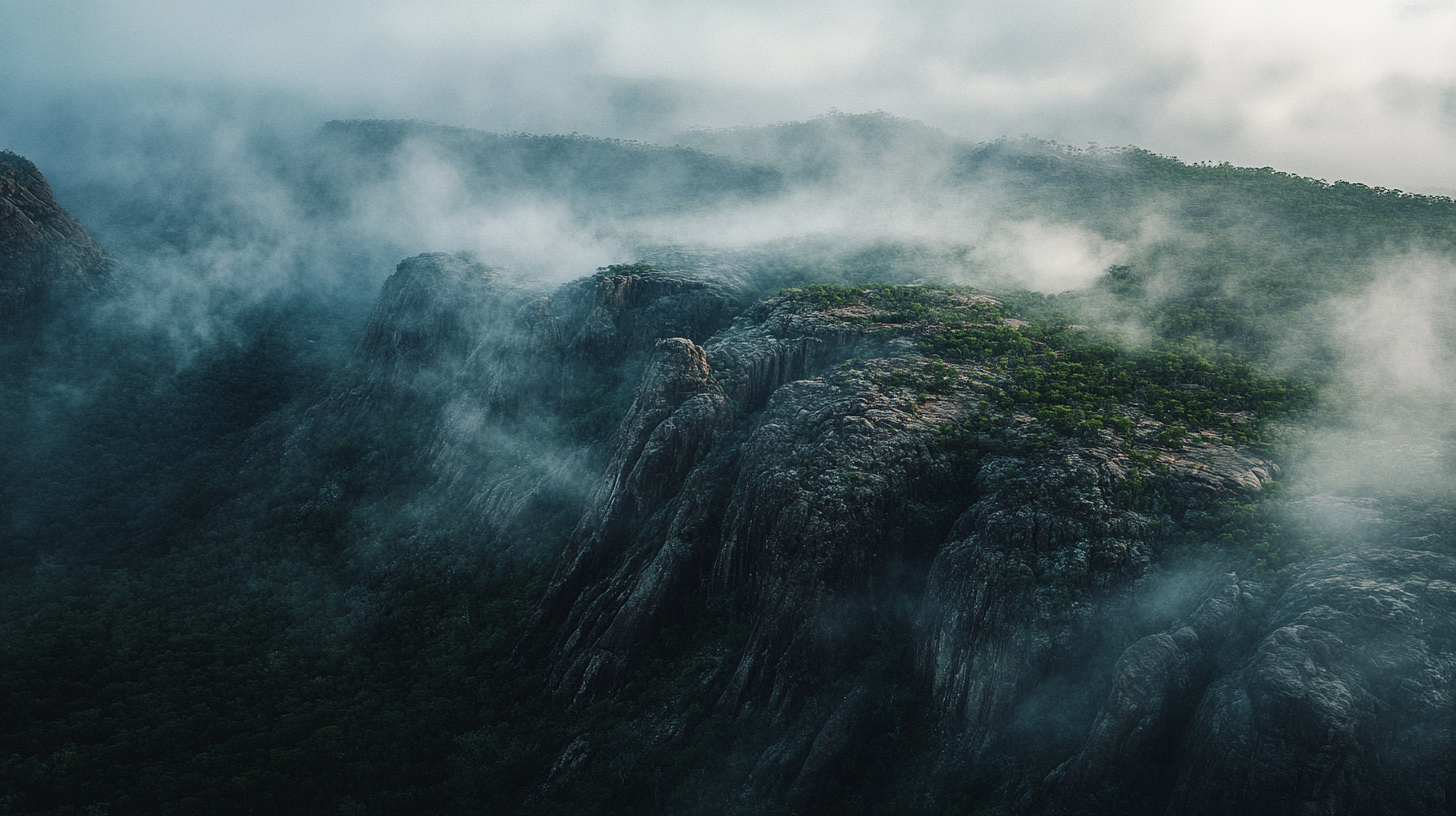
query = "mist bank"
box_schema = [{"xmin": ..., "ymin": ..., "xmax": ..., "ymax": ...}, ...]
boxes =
[
  {"xmin": 12, "ymin": 101, "xmax": 1454, "ymax": 345},
  {"xmin": 8, "ymin": 0, "xmax": 1456, "ymax": 196}
]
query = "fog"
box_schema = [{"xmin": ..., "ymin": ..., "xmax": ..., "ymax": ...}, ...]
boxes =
[
  {"xmin": 4, "ymin": 0, "xmax": 1456, "ymax": 195},
  {"xmin": 5, "ymin": 1, "xmax": 1452, "ymax": 364},
  {"xmin": 1295, "ymin": 255, "xmax": 1456, "ymax": 499}
]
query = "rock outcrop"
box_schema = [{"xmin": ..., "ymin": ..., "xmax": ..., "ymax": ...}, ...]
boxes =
[
  {"xmin": 517, "ymin": 284, "xmax": 1290, "ymax": 806},
  {"xmin": 0, "ymin": 151, "xmax": 117, "ymax": 323},
  {"xmin": 917, "ymin": 448, "xmax": 1159, "ymax": 753},
  {"xmin": 539, "ymin": 336, "xmax": 733, "ymax": 696},
  {"xmin": 1030, "ymin": 569, "xmax": 1269, "ymax": 814},
  {"xmin": 352, "ymin": 251, "xmax": 507, "ymax": 387},
  {"xmin": 1166, "ymin": 546, "xmax": 1456, "ymax": 816},
  {"xmin": 299, "ymin": 266, "xmax": 1453, "ymax": 814},
  {"xmin": 1025, "ymin": 545, "xmax": 1456, "ymax": 816},
  {"xmin": 292, "ymin": 257, "xmax": 750, "ymax": 552}
]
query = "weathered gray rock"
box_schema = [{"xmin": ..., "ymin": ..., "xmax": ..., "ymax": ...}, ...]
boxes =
[
  {"xmin": 353, "ymin": 251, "xmax": 505, "ymax": 387},
  {"xmin": 1030, "ymin": 570, "xmax": 1268, "ymax": 815},
  {"xmin": 710, "ymin": 361, "xmax": 961, "ymax": 711},
  {"xmin": 0, "ymin": 151, "xmax": 117, "ymax": 322},
  {"xmin": 274, "ymin": 259, "xmax": 753, "ymax": 584},
  {"xmin": 528, "ymin": 286, "xmax": 1292, "ymax": 808},
  {"xmin": 307, "ymin": 271, "xmax": 1333, "ymax": 810},
  {"xmin": 1166, "ymin": 546, "xmax": 1456, "ymax": 816},
  {"xmin": 916, "ymin": 449, "xmax": 1162, "ymax": 753},
  {"xmin": 534, "ymin": 294, "xmax": 907, "ymax": 705},
  {"xmin": 541, "ymin": 337, "xmax": 733, "ymax": 698}
]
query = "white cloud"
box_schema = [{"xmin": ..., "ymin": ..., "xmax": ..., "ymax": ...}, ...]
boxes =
[
  {"xmin": 4, "ymin": 0, "xmax": 1456, "ymax": 193},
  {"xmin": 982, "ymin": 221, "xmax": 1129, "ymax": 293}
]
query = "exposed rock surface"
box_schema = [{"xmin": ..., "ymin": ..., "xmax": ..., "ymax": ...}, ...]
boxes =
[
  {"xmin": 431, "ymin": 267, "xmax": 747, "ymax": 540},
  {"xmin": 917, "ymin": 449, "xmax": 1157, "ymax": 753},
  {"xmin": 293, "ymin": 257, "xmax": 749, "ymax": 549},
  {"xmin": 0, "ymin": 151, "xmax": 117, "ymax": 322},
  {"xmin": 514, "ymin": 285, "xmax": 1293, "ymax": 805},
  {"xmin": 352, "ymin": 251, "xmax": 507, "ymax": 386},
  {"xmin": 538, "ymin": 336, "xmax": 733, "ymax": 696},
  {"xmin": 1025, "ymin": 545, "xmax": 1456, "ymax": 816},
  {"xmin": 1030, "ymin": 569, "xmax": 1270, "ymax": 814},
  {"xmin": 1166, "ymin": 546, "xmax": 1456, "ymax": 816},
  {"xmin": 303, "ymin": 265, "xmax": 1456, "ymax": 814}
]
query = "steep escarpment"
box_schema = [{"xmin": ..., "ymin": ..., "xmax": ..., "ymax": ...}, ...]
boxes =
[
  {"xmin": 535, "ymin": 335, "xmax": 734, "ymax": 696},
  {"xmin": 1034, "ymin": 544, "xmax": 1456, "ymax": 815},
  {"xmin": 15, "ymin": 114, "xmax": 1456, "ymax": 816},
  {"xmin": 535, "ymin": 292, "xmax": 932, "ymax": 702},
  {"xmin": 916, "ymin": 448, "xmax": 1159, "ymax": 754},
  {"xmin": 276, "ymin": 265, "xmax": 1450, "ymax": 814},
  {"xmin": 918, "ymin": 440, "xmax": 1284, "ymax": 762},
  {"xmin": 515, "ymin": 283, "xmax": 1300, "ymax": 809},
  {"xmin": 353, "ymin": 252, "xmax": 508, "ymax": 387},
  {"xmin": 286, "ymin": 257, "xmax": 749, "ymax": 553},
  {"xmin": 429, "ymin": 265, "xmax": 748, "ymax": 540},
  {"xmin": 1030, "ymin": 568, "xmax": 1271, "ymax": 814},
  {"xmin": 285, "ymin": 251, "xmax": 519, "ymax": 464},
  {"xmin": 0, "ymin": 151, "xmax": 117, "ymax": 322}
]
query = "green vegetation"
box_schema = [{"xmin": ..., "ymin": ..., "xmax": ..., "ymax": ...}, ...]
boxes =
[
  {"xmin": 784, "ymin": 284, "xmax": 1313, "ymax": 447},
  {"xmin": 783, "ymin": 283, "xmax": 1327, "ymax": 586},
  {"xmin": 781, "ymin": 282, "xmax": 1003, "ymax": 325}
]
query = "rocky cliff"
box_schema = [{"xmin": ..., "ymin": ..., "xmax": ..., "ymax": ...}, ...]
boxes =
[
  {"xmin": 11, "ymin": 115, "xmax": 1456, "ymax": 816},
  {"xmin": 513, "ymin": 283, "xmax": 1308, "ymax": 811},
  {"xmin": 290, "ymin": 254, "xmax": 750, "ymax": 553},
  {"xmin": 293, "ymin": 259, "xmax": 1455, "ymax": 814},
  {"xmin": 0, "ymin": 151, "xmax": 117, "ymax": 323}
]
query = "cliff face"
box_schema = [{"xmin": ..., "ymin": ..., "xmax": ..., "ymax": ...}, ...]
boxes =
[
  {"xmin": 0, "ymin": 152, "xmax": 117, "ymax": 322},
  {"xmin": 294, "ymin": 254, "xmax": 750, "ymax": 551},
  {"xmin": 353, "ymin": 252, "xmax": 506, "ymax": 386},
  {"xmin": 13, "ymin": 116, "xmax": 1456, "ymax": 816},
  {"xmin": 1037, "ymin": 545, "xmax": 1456, "ymax": 815},
  {"xmin": 1167, "ymin": 547, "xmax": 1456, "ymax": 815},
  {"xmin": 306, "ymin": 259, "xmax": 1455, "ymax": 813},
  {"xmin": 489, "ymin": 281, "xmax": 1293, "ymax": 806}
]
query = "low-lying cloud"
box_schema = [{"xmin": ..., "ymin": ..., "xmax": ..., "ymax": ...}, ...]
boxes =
[
  {"xmin": 4, "ymin": 1, "xmax": 1455, "ymax": 194},
  {"xmin": 1294, "ymin": 254, "xmax": 1456, "ymax": 497},
  {"xmin": 980, "ymin": 220, "xmax": 1128, "ymax": 293}
]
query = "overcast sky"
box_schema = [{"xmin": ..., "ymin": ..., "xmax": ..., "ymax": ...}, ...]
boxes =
[{"xmin": 3, "ymin": 0, "xmax": 1455, "ymax": 194}]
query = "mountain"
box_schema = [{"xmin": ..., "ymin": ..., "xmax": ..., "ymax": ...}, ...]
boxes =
[
  {"xmin": 307, "ymin": 119, "xmax": 784, "ymax": 219},
  {"xmin": 4, "ymin": 115, "xmax": 1456, "ymax": 814},
  {"xmin": 0, "ymin": 151, "xmax": 117, "ymax": 323},
  {"xmin": 311, "ymin": 256, "xmax": 1455, "ymax": 814}
]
